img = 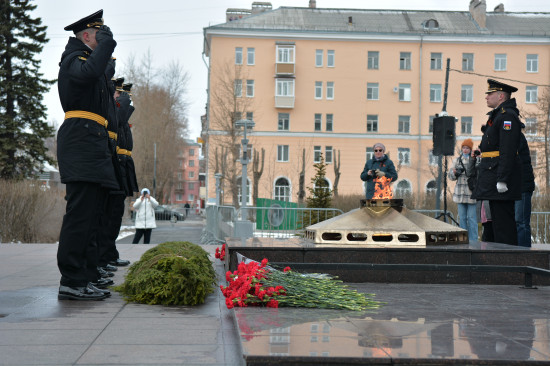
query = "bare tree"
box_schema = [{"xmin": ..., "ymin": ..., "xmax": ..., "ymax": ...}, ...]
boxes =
[
  {"xmin": 520, "ymin": 86, "xmax": 550, "ymax": 188},
  {"xmin": 298, "ymin": 148, "xmax": 306, "ymax": 204},
  {"xmin": 252, "ymin": 148, "xmax": 265, "ymax": 205},
  {"xmin": 208, "ymin": 61, "xmax": 254, "ymax": 208},
  {"xmin": 122, "ymin": 53, "xmax": 189, "ymax": 203},
  {"xmin": 333, "ymin": 149, "xmax": 341, "ymax": 197}
]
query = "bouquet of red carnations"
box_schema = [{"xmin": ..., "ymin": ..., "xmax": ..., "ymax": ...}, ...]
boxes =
[
  {"xmin": 215, "ymin": 243, "xmax": 226, "ymax": 261},
  {"xmin": 220, "ymin": 258, "xmax": 381, "ymax": 311}
]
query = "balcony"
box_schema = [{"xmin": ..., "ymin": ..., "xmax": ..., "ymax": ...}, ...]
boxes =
[
  {"xmin": 275, "ymin": 96, "xmax": 295, "ymax": 109},
  {"xmin": 275, "ymin": 62, "xmax": 294, "ymax": 75}
]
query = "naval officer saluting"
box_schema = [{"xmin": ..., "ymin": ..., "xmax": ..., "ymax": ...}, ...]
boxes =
[{"xmin": 56, "ymin": 10, "xmax": 118, "ymax": 300}]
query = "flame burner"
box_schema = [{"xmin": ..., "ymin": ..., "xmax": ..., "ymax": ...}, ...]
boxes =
[{"xmin": 304, "ymin": 200, "xmax": 468, "ymax": 246}]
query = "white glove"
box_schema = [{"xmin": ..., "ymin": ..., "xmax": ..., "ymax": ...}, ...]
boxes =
[{"xmin": 496, "ymin": 182, "xmax": 508, "ymax": 193}]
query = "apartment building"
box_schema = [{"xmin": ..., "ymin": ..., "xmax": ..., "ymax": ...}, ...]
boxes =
[
  {"xmin": 169, "ymin": 139, "xmax": 202, "ymax": 207},
  {"xmin": 203, "ymin": 1, "xmax": 550, "ymax": 205}
]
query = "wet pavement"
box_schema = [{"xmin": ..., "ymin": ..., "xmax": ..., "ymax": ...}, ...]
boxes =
[{"xmin": 2, "ymin": 215, "xmax": 550, "ymax": 365}]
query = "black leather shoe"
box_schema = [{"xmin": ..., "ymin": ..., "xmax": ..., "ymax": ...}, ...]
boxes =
[
  {"xmin": 87, "ymin": 283, "xmax": 111, "ymax": 297},
  {"xmin": 102, "ymin": 264, "xmax": 118, "ymax": 272},
  {"xmin": 92, "ymin": 277, "xmax": 114, "ymax": 289},
  {"xmin": 58, "ymin": 285, "xmax": 107, "ymax": 301},
  {"xmin": 97, "ymin": 266, "xmax": 114, "ymax": 278},
  {"xmin": 109, "ymin": 258, "xmax": 130, "ymax": 266}
]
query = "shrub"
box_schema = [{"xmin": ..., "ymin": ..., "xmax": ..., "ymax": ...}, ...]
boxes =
[
  {"xmin": 114, "ymin": 241, "xmax": 216, "ymax": 305},
  {"xmin": 0, "ymin": 179, "xmax": 64, "ymax": 243}
]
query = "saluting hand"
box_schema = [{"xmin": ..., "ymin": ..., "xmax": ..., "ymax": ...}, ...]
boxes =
[{"xmin": 96, "ymin": 25, "xmax": 114, "ymax": 43}]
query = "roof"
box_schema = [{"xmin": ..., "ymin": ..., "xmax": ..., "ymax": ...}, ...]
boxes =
[{"xmin": 206, "ymin": 7, "xmax": 550, "ymax": 36}]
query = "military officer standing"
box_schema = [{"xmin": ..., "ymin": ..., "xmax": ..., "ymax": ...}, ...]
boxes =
[
  {"xmin": 56, "ymin": 10, "xmax": 117, "ymax": 300},
  {"xmin": 473, "ymin": 79, "xmax": 522, "ymax": 245}
]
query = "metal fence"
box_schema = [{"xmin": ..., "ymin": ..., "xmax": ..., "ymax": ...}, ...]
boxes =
[
  {"xmin": 204, "ymin": 205, "xmax": 343, "ymax": 243},
  {"xmin": 203, "ymin": 205, "xmax": 550, "ymax": 244}
]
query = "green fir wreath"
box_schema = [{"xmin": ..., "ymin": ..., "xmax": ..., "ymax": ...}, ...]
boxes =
[{"xmin": 114, "ymin": 241, "xmax": 216, "ymax": 305}]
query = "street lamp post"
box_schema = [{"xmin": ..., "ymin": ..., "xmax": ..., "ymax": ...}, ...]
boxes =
[
  {"xmin": 215, "ymin": 173, "xmax": 223, "ymax": 206},
  {"xmin": 234, "ymin": 119, "xmax": 255, "ymax": 239}
]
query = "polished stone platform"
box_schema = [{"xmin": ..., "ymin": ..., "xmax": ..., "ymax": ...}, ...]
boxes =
[
  {"xmin": 225, "ymin": 238, "xmax": 550, "ymax": 286},
  {"xmin": 234, "ymin": 282, "xmax": 550, "ymax": 365}
]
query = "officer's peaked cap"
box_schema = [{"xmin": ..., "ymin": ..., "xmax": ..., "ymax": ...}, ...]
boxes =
[
  {"xmin": 113, "ymin": 77, "xmax": 124, "ymax": 91},
  {"xmin": 122, "ymin": 83, "xmax": 133, "ymax": 92},
  {"xmin": 486, "ymin": 79, "xmax": 518, "ymax": 94},
  {"xmin": 64, "ymin": 10, "xmax": 104, "ymax": 33}
]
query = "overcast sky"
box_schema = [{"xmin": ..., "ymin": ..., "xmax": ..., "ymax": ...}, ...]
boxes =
[{"xmin": 32, "ymin": 0, "xmax": 550, "ymax": 139}]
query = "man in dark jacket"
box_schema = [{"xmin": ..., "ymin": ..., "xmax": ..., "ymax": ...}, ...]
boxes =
[
  {"xmin": 56, "ymin": 10, "xmax": 117, "ymax": 300},
  {"xmin": 515, "ymin": 126, "xmax": 535, "ymax": 247},
  {"xmin": 472, "ymin": 79, "xmax": 522, "ymax": 245},
  {"xmin": 360, "ymin": 142, "xmax": 398, "ymax": 199}
]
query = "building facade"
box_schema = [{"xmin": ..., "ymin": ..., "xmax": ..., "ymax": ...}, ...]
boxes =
[
  {"xmin": 169, "ymin": 139, "xmax": 202, "ymax": 207},
  {"xmin": 203, "ymin": 1, "xmax": 550, "ymax": 205}
]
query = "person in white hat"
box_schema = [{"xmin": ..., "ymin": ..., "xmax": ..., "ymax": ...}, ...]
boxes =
[{"xmin": 132, "ymin": 188, "xmax": 159, "ymax": 244}]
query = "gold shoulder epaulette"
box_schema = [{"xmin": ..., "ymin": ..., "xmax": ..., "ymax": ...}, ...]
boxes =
[
  {"xmin": 84, "ymin": 51, "xmax": 90, "ymax": 56},
  {"xmin": 78, "ymin": 56, "xmax": 87, "ymax": 61}
]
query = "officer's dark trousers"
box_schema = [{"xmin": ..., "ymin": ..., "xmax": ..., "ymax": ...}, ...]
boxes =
[
  {"xmin": 489, "ymin": 200, "xmax": 518, "ymax": 245},
  {"xmin": 98, "ymin": 194, "xmax": 125, "ymax": 266},
  {"xmin": 58, "ymin": 182, "xmax": 107, "ymax": 287}
]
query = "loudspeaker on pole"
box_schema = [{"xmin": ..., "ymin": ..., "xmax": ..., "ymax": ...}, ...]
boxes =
[{"xmin": 432, "ymin": 116, "xmax": 456, "ymax": 156}]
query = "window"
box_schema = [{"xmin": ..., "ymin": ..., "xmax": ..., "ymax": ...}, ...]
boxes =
[
  {"xmin": 276, "ymin": 79, "xmax": 294, "ymax": 96},
  {"xmin": 426, "ymin": 180, "xmax": 437, "ymax": 194},
  {"xmin": 495, "ymin": 54, "xmax": 507, "ymax": 71},
  {"xmin": 400, "ymin": 52, "xmax": 411, "ymax": 70},
  {"xmin": 429, "ymin": 115, "xmax": 435, "ymax": 133},
  {"xmin": 189, "ymin": 160, "xmax": 195, "ymax": 167},
  {"xmin": 315, "ymin": 81, "xmax": 323, "ymax": 99},
  {"xmin": 237, "ymin": 177, "xmax": 251, "ymax": 205},
  {"xmin": 367, "ymin": 114, "xmax": 378, "ymax": 132},
  {"xmin": 278, "ymin": 113, "xmax": 289, "ymax": 131},
  {"xmin": 277, "ymin": 45, "xmax": 295, "ymax": 63},
  {"xmin": 189, "ymin": 171, "xmax": 194, "ymax": 178},
  {"xmin": 315, "ymin": 49, "xmax": 323, "ymax": 67},
  {"xmin": 233, "ymin": 111, "xmax": 242, "ymax": 121},
  {"xmin": 326, "ymin": 114, "xmax": 333, "ymax": 132},
  {"xmin": 525, "ymin": 118, "xmax": 537, "ymax": 135},
  {"xmin": 430, "ymin": 52, "xmax": 442, "ymax": 70},
  {"xmin": 235, "ymin": 47, "xmax": 243, "ymax": 64},
  {"xmin": 326, "ymin": 82, "xmax": 334, "ymax": 100},
  {"xmin": 461, "ymin": 85, "xmax": 473, "ymax": 102},
  {"xmin": 428, "ymin": 150, "xmax": 438, "ymax": 166},
  {"xmin": 327, "ymin": 50, "xmax": 335, "ymax": 67},
  {"xmin": 246, "ymin": 111, "xmax": 253, "ymax": 120},
  {"xmin": 177, "ymin": 172, "xmax": 182, "ymax": 180},
  {"xmin": 177, "ymin": 182, "xmax": 183, "ymax": 190},
  {"xmin": 234, "ymin": 79, "xmax": 242, "ymax": 97},
  {"xmin": 398, "ymin": 148, "xmax": 411, "ymax": 165},
  {"xmin": 395, "ymin": 180, "xmax": 412, "ymax": 196},
  {"xmin": 366, "ymin": 147, "xmax": 374, "ymax": 161},
  {"xmin": 189, "ymin": 148, "xmax": 195, "ymax": 156},
  {"xmin": 188, "ymin": 182, "xmax": 194, "ymax": 190},
  {"xmin": 530, "ymin": 151, "xmax": 537, "ymax": 168},
  {"xmin": 461, "ymin": 116, "xmax": 472, "ymax": 134},
  {"xmin": 188, "ymin": 194, "xmax": 194, "ymax": 202},
  {"xmin": 368, "ymin": 51, "xmax": 379, "ymax": 70},
  {"xmin": 325, "ymin": 146, "xmax": 333, "ymax": 164},
  {"xmin": 277, "ymin": 145, "xmax": 289, "ymax": 162},
  {"xmin": 367, "ymin": 83, "xmax": 379, "ymax": 100},
  {"xmin": 314, "ymin": 146, "xmax": 322, "ymax": 163},
  {"xmin": 246, "ymin": 80, "xmax": 254, "ymax": 97},
  {"xmin": 314, "ymin": 114, "xmax": 322, "ymax": 131},
  {"xmin": 274, "ymin": 177, "xmax": 290, "ymax": 201},
  {"xmin": 526, "ymin": 86, "xmax": 538, "ymax": 104},
  {"xmin": 527, "ymin": 54, "xmax": 538, "ymax": 72},
  {"xmin": 399, "ymin": 84, "xmax": 411, "ymax": 101},
  {"xmin": 430, "ymin": 84, "xmax": 442, "ymax": 102},
  {"xmin": 462, "ymin": 53, "xmax": 474, "ymax": 71},
  {"xmin": 247, "ymin": 47, "xmax": 255, "ymax": 65},
  {"xmin": 398, "ymin": 115, "xmax": 410, "ymax": 134}
]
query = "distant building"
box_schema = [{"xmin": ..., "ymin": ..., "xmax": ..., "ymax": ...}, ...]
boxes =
[
  {"xmin": 168, "ymin": 139, "xmax": 202, "ymax": 207},
  {"xmin": 203, "ymin": 1, "xmax": 550, "ymax": 205}
]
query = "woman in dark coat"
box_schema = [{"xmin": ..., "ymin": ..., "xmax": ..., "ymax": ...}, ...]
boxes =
[{"xmin": 360, "ymin": 142, "xmax": 398, "ymax": 199}]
